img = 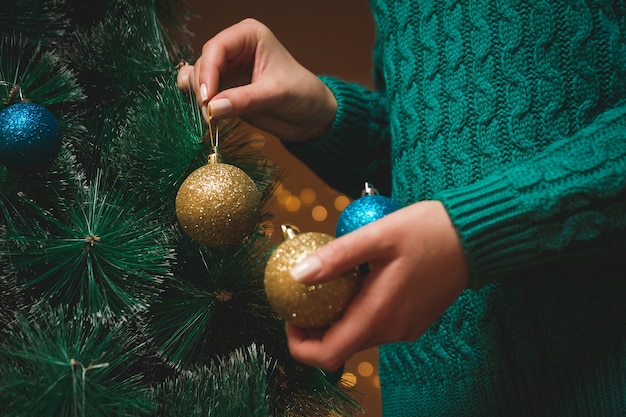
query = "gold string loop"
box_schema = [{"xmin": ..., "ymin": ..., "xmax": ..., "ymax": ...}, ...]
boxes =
[{"xmin": 0, "ymin": 81, "xmax": 24, "ymax": 104}]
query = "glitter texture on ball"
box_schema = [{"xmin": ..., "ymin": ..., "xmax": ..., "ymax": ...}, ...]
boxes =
[
  {"xmin": 336, "ymin": 182, "xmax": 402, "ymax": 237},
  {"xmin": 175, "ymin": 156, "xmax": 261, "ymax": 247},
  {"xmin": 0, "ymin": 102, "xmax": 62, "ymax": 172},
  {"xmin": 264, "ymin": 225, "xmax": 360, "ymax": 329}
]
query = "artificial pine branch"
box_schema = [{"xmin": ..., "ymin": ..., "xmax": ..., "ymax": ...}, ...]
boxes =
[
  {"xmin": 65, "ymin": 2, "xmax": 183, "ymax": 110},
  {"xmin": 0, "ymin": 146, "xmax": 85, "ymax": 232},
  {"xmin": 2, "ymin": 171, "xmax": 174, "ymax": 317},
  {"xmin": 150, "ymin": 229, "xmax": 280, "ymax": 367},
  {"xmin": 0, "ymin": 0, "xmax": 69, "ymax": 45},
  {"xmin": 159, "ymin": 344, "xmax": 274, "ymax": 417},
  {"xmin": 0, "ymin": 306, "xmax": 156, "ymax": 417},
  {"xmin": 0, "ymin": 235, "xmax": 26, "ymax": 333},
  {"xmin": 104, "ymin": 74, "xmax": 205, "ymax": 210}
]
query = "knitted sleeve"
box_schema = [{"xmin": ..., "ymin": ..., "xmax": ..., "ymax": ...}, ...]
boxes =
[
  {"xmin": 283, "ymin": 75, "xmax": 391, "ymax": 199},
  {"xmin": 435, "ymin": 103, "xmax": 626, "ymax": 290}
]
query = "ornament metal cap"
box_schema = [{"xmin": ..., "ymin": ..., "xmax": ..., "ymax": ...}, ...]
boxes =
[
  {"xmin": 281, "ymin": 224, "xmax": 301, "ymax": 240},
  {"xmin": 362, "ymin": 182, "xmax": 379, "ymax": 196},
  {"xmin": 207, "ymin": 152, "xmax": 221, "ymax": 164}
]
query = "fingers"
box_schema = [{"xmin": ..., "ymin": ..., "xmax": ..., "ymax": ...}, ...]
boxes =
[
  {"xmin": 176, "ymin": 61, "xmax": 226, "ymax": 121},
  {"xmin": 176, "ymin": 18, "xmax": 275, "ymax": 121},
  {"xmin": 285, "ymin": 270, "xmax": 388, "ymax": 370},
  {"xmin": 285, "ymin": 300, "xmax": 375, "ymax": 371},
  {"xmin": 176, "ymin": 63, "xmax": 193, "ymax": 91},
  {"xmin": 286, "ymin": 324, "xmax": 345, "ymax": 370},
  {"xmin": 195, "ymin": 19, "xmax": 268, "ymax": 100},
  {"xmin": 175, "ymin": 18, "xmax": 336, "ymax": 141},
  {"xmin": 290, "ymin": 217, "xmax": 388, "ymax": 284}
]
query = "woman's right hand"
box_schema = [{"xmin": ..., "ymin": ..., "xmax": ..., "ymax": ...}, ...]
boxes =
[{"xmin": 177, "ymin": 18, "xmax": 337, "ymax": 142}]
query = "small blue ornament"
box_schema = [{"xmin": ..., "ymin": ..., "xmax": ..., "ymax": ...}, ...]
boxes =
[
  {"xmin": 0, "ymin": 102, "xmax": 62, "ymax": 172},
  {"xmin": 336, "ymin": 182, "xmax": 402, "ymax": 237}
]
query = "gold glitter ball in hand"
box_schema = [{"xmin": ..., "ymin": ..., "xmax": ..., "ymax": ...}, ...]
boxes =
[
  {"xmin": 175, "ymin": 154, "xmax": 261, "ymax": 247},
  {"xmin": 264, "ymin": 224, "xmax": 361, "ymax": 329}
]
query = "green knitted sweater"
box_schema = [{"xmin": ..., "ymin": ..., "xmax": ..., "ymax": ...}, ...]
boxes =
[{"xmin": 286, "ymin": 1, "xmax": 626, "ymax": 415}]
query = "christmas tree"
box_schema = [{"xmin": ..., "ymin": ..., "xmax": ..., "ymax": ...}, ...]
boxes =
[{"xmin": 0, "ymin": 0, "xmax": 362, "ymax": 415}]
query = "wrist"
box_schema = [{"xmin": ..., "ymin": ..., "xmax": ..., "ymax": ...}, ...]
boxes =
[{"xmin": 301, "ymin": 80, "xmax": 338, "ymax": 141}]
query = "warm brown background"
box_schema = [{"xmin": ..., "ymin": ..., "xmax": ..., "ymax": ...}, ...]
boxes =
[{"xmin": 184, "ymin": 1, "xmax": 382, "ymax": 415}]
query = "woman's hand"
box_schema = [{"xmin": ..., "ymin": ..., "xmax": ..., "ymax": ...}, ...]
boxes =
[
  {"xmin": 177, "ymin": 18, "xmax": 337, "ymax": 142},
  {"xmin": 285, "ymin": 200, "xmax": 469, "ymax": 371}
]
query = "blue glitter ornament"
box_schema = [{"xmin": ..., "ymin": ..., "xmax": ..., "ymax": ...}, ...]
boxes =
[
  {"xmin": 0, "ymin": 102, "xmax": 62, "ymax": 172},
  {"xmin": 336, "ymin": 182, "xmax": 402, "ymax": 237}
]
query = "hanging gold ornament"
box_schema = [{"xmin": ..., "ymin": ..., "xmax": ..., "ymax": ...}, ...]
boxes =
[
  {"xmin": 175, "ymin": 122, "xmax": 262, "ymax": 247},
  {"xmin": 264, "ymin": 224, "xmax": 361, "ymax": 329}
]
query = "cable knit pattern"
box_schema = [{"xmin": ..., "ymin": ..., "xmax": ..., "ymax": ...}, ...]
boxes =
[{"xmin": 285, "ymin": 0, "xmax": 626, "ymax": 414}]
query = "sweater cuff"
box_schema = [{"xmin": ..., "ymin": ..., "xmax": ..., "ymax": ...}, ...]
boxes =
[
  {"xmin": 284, "ymin": 76, "xmax": 390, "ymax": 198},
  {"xmin": 435, "ymin": 174, "xmax": 535, "ymax": 290},
  {"xmin": 315, "ymin": 75, "xmax": 388, "ymax": 143}
]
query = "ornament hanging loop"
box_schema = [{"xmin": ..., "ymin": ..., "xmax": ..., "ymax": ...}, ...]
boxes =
[
  {"xmin": 207, "ymin": 119, "xmax": 219, "ymax": 150},
  {"xmin": 205, "ymin": 118, "xmax": 221, "ymax": 164},
  {"xmin": 0, "ymin": 81, "xmax": 24, "ymax": 104}
]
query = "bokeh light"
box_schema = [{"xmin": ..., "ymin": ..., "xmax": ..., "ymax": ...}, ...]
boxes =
[
  {"xmin": 300, "ymin": 187, "xmax": 316, "ymax": 204},
  {"xmin": 311, "ymin": 205, "xmax": 328, "ymax": 222},
  {"xmin": 276, "ymin": 186, "xmax": 291, "ymax": 205},
  {"xmin": 341, "ymin": 372, "xmax": 358, "ymax": 388},
  {"xmin": 284, "ymin": 195, "xmax": 301, "ymax": 212},
  {"xmin": 357, "ymin": 361, "xmax": 374, "ymax": 378},
  {"xmin": 334, "ymin": 195, "xmax": 351, "ymax": 211}
]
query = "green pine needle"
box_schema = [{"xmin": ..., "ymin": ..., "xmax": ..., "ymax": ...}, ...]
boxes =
[
  {"xmin": 66, "ymin": 2, "xmax": 177, "ymax": 104},
  {"xmin": 104, "ymin": 75, "xmax": 205, "ymax": 209},
  {"xmin": 159, "ymin": 343, "xmax": 273, "ymax": 417},
  {"xmin": 0, "ymin": 146, "xmax": 85, "ymax": 232},
  {"xmin": 0, "ymin": 34, "xmax": 87, "ymax": 114},
  {"xmin": 0, "ymin": 0, "xmax": 69, "ymax": 45},
  {"xmin": 0, "ymin": 306, "xmax": 156, "ymax": 417},
  {"xmin": 0, "ymin": 230, "xmax": 26, "ymax": 331},
  {"xmin": 150, "ymin": 231, "xmax": 282, "ymax": 366},
  {"xmin": 3, "ymin": 171, "xmax": 174, "ymax": 317}
]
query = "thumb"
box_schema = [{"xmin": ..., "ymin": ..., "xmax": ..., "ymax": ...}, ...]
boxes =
[
  {"xmin": 289, "ymin": 225, "xmax": 380, "ymax": 284},
  {"xmin": 208, "ymin": 80, "xmax": 277, "ymax": 120}
]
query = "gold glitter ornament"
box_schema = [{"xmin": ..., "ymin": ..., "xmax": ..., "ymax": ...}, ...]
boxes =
[
  {"xmin": 176, "ymin": 152, "xmax": 261, "ymax": 247},
  {"xmin": 264, "ymin": 224, "xmax": 361, "ymax": 329}
]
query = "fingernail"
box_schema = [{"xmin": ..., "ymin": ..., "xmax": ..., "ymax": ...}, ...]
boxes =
[
  {"xmin": 290, "ymin": 256, "xmax": 322, "ymax": 282},
  {"xmin": 201, "ymin": 105, "xmax": 209, "ymax": 122},
  {"xmin": 200, "ymin": 83, "xmax": 208, "ymax": 102},
  {"xmin": 208, "ymin": 98, "xmax": 232, "ymax": 118}
]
